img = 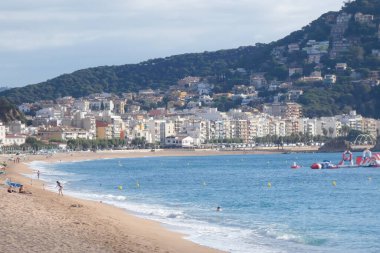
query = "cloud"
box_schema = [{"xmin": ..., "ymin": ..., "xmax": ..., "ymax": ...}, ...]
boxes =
[
  {"xmin": 0, "ymin": 0, "xmax": 344, "ymax": 50},
  {"xmin": 0, "ymin": 0, "xmax": 344, "ymax": 86}
]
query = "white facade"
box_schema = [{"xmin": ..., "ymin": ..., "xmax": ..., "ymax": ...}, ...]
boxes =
[
  {"xmin": 0, "ymin": 122, "xmax": 6, "ymax": 146},
  {"xmin": 73, "ymin": 100, "xmax": 90, "ymax": 112},
  {"xmin": 36, "ymin": 108, "xmax": 63, "ymax": 118},
  {"xmin": 165, "ymin": 136, "xmax": 200, "ymax": 148},
  {"xmin": 159, "ymin": 121, "xmax": 176, "ymax": 144},
  {"xmin": 3, "ymin": 134, "xmax": 26, "ymax": 146}
]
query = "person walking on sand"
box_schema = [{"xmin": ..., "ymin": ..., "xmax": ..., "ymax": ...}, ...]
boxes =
[
  {"xmin": 56, "ymin": 181, "xmax": 63, "ymax": 196},
  {"xmin": 37, "ymin": 170, "xmax": 40, "ymax": 179}
]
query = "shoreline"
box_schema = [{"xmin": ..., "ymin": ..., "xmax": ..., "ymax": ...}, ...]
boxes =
[
  {"xmin": 0, "ymin": 147, "xmax": 321, "ymax": 253},
  {"xmin": 1, "ymin": 150, "xmax": 235, "ymax": 253}
]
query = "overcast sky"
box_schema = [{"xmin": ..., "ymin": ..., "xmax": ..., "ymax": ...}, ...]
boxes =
[{"xmin": 1, "ymin": 0, "xmax": 344, "ymax": 88}]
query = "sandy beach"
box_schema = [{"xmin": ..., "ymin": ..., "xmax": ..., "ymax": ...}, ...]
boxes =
[
  {"xmin": 1, "ymin": 150, "xmax": 232, "ymax": 253},
  {"xmin": 0, "ymin": 148, "xmax": 317, "ymax": 252}
]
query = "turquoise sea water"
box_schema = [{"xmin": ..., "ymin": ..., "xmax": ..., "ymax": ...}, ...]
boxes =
[{"xmin": 29, "ymin": 153, "xmax": 380, "ymax": 253}]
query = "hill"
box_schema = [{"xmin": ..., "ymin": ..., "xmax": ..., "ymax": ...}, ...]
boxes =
[
  {"xmin": 0, "ymin": 97, "xmax": 26, "ymax": 124},
  {"xmin": 1, "ymin": 0, "xmax": 380, "ymax": 118},
  {"xmin": 0, "ymin": 45, "xmax": 274, "ymax": 103}
]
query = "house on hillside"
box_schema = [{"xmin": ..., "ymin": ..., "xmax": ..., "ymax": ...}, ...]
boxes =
[
  {"xmin": 197, "ymin": 82, "xmax": 213, "ymax": 95},
  {"xmin": 289, "ymin": 68, "xmax": 303, "ymax": 77},
  {"xmin": 324, "ymin": 75, "xmax": 337, "ymax": 85},
  {"xmin": 354, "ymin": 12, "xmax": 374, "ymax": 24},
  {"xmin": 250, "ymin": 73, "xmax": 267, "ymax": 88},
  {"xmin": 288, "ymin": 43, "xmax": 300, "ymax": 53},
  {"xmin": 336, "ymin": 63, "xmax": 348, "ymax": 72}
]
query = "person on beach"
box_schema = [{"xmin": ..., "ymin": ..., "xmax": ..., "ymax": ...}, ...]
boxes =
[
  {"xmin": 37, "ymin": 170, "xmax": 40, "ymax": 179},
  {"xmin": 19, "ymin": 185, "xmax": 25, "ymax": 193},
  {"xmin": 56, "ymin": 181, "xmax": 63, "ymax": 196}
]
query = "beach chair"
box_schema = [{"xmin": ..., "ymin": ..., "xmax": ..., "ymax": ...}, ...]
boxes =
[{"xmin": 4, "ymin": 178, "xmax": 23, "ymax": 188}]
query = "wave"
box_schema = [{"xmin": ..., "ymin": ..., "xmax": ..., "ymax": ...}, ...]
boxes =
[
  {"xmin": 263, "ymin": 226, "xmax": 328, "ymax": 248},
  {"xmin": 57, "ymin": 189, "xmax": 287, "ymax": 253}
]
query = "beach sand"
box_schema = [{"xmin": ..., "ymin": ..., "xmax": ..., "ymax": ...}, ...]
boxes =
[
  {"xmin": 0, "ymin": 150, "xmax": 249, "ymax": 253},
  {"xmin": 0, "ymin": 148, "xmax": 317, "ymax": 252}
]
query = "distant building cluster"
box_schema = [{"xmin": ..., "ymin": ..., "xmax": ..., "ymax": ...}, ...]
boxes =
[
  {"xmin": 0, "ymin": 92, "xmax": 379, "ymax": 149},
  {"xmin": 270, "ymin": 11, "xmax": 380, "ymax": 88}
]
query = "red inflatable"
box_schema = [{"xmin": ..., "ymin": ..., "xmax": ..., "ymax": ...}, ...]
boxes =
[{"xmin": 311, "ymin": 163, "xmax": 322, "ymax": 169}]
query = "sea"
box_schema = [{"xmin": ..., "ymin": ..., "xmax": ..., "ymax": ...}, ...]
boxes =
[{"xmin": 27, "ymin": 152, "xmax": 380, "ymax": 253}]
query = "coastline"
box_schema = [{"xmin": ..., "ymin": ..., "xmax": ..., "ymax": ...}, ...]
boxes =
[
  {"xmin": 0, "ymin": 147, "xmax": 319, "ymax": 252},
  {"xmin": 1, "ymin": 150, "xmax": 234, "ymax": 253}
]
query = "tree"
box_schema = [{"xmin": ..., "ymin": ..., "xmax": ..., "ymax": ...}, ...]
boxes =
[
  {"xmin": 341, "ymin": 125, "xmax": 350, "ymax": 137},
  {"xmin": 131, "ymin": 137, "xmax": 147, "ymax": 148},
  {"xmin": 328, "ymin": 127, "xmax": 335, "ymax": 137}
]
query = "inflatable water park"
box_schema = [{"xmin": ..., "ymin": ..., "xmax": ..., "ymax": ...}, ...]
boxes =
[{"xmin": 310, "ymin": 149, "xmax": 380, "ymax": 169}]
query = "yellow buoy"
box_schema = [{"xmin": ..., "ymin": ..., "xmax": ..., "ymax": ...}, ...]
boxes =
[
  {"xmin": 118, "ymin": 185, "xmax": 123, "ymax": 190},
  {"xmin": 267, "ymin": 182, "xmax": 272, "ymax": 188},
  {"xmin": 332, "ymin": 181, "xmax": 337, "ymax": 187}
]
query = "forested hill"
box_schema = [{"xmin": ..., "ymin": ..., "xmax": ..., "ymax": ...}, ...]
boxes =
[
  {"xmin": 0, "ymin": 45, "xmax": 273, "ymax": 103},
  {"xmin": 1, "ymin": 0, "xmax": 380, "ymax": 118}
]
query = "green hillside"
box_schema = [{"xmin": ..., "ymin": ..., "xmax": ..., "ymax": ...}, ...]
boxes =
[
  {"xmin": 1, "ymin": 0, "xmax": 380, "ymax": 118},
  {"xmin": 0, "ymin": 45, "xmax": 274, "ymax": 102}
]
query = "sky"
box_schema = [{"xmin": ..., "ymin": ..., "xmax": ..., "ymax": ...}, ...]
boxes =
[{"xmin": 1, "ymin": 0, "xmax": 344, "ymax": 88}]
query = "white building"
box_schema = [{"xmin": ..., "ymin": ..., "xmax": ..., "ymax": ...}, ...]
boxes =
[
  {"xmin": 2, "ymin": 134, "xmax": 26, "ymax": 146},
  {"xmin": 164, "ymin": 135, "xmax": 200, "ymax": 148},
  {"xmin": 320, "ymin": 117, "xmax": 341, "ymax": 137},
  {"xmin": 0, "ymin": 122, "xmax": 6, "ymax": 146},
  {"xmin": 73, "ymin": 100, "xmax": 90, "ymax": 112},
  {"xmin": 7, "ymin": 121, "xmax": 26, "ymax": 135},
  {"xmin": 159, "ymin": 121, "xmax": 176, "ymax": 144}
]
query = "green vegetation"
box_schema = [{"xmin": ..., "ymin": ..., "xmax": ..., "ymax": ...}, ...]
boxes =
[
  {"xmin": 20, "ymin": 137, "xmax": 57, "ymax": 151},
  {"xmin": 213, "ymin": 96, "xmax": 242, "ymax": 112},
  {"xmin": 342, "ymin": 0, "xmax": 380, "ymax": 15},
  {"xmin": 300, "ymin": 81, "xmax": 380, "ymax": 119},
  {"xmin": 207, "ymin": 138, "xmax": 243, "ymax": 144},
  {"xmin": 66, "ymin": 138, "xmax": 128, "ymax": 150},
  {"xmin": 0, "ymin": 46, "xmax": 274, "ymax": 104}
]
